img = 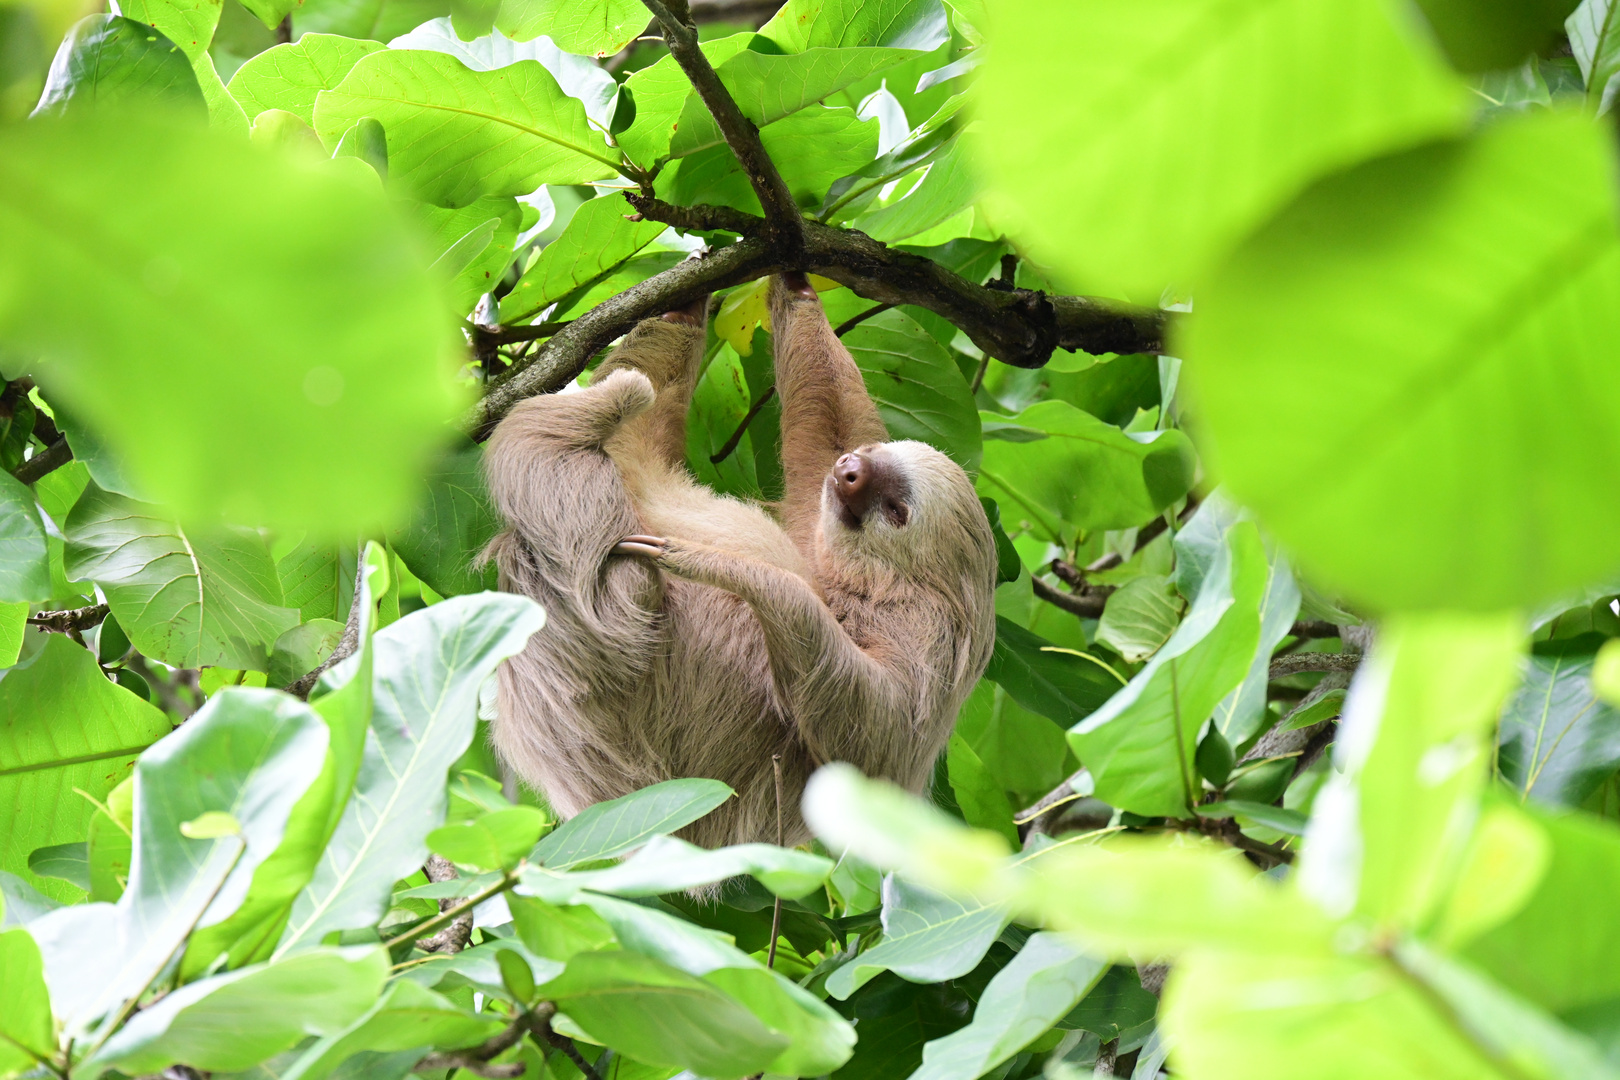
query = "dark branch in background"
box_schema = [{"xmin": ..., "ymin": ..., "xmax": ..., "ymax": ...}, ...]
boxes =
[
  {"xmin": 416, "ymin": 855, "xmax": 474, "ymax": 954},
  {"xmin": 1268, "ymin": 652, "xmax": 1360, "ymax": 680},
  {"xmin": 833, "ymin": 302, "xmax": 894, "ymax": 336},
  {"xmin": 27, "ymin": 603, "xmax": 109, "ymax": 635},
  {"xmin": 14, "ymin": 437, "xmax": 72, "ymax": 484},
  {"xmin": 638, "ymin": 0, "xmax": 803, "ymax": 251},
  {"xmin": 1032, "ymin": 576, "xmax": 1111, "ymax": 619}
]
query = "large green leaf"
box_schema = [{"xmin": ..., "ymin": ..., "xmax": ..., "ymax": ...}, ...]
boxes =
[
  {"xmin": 279, "ymin": 978, "xmax": 501, "ymax": 1080},
  {"xmin": 1296, "ymin": 613, "xmax": 1523, "ymax": 929},
  {"xmin": 977, "ymin": 401, "xmax": 1194, "ymax": 541},
  {"xmin": 666, "ymin": 104, "xmax": 880, "ymax": 215},
  {"xmin": 113, "ymin": 0, "xmax": 248, "ymax": 135},
  {"xmin": 686, "ymin": 342, "xmax": 762, "ymax": 500},
  {"xmin": 417, "ymin": 195, "xmax": 523, "ymax": 317},
  {"xmin": 758, "ymin": 0, "xmax": 950, "ymax": 52},
  {"xmin": 494, "ymin": 0, "xmax": 645, "ymax": 55},
  {"xmin": 974, "ymin": 0, "xmax": 1470, "ymax": 298},
  {"xmin": 0, "ymin": 111, "xmax": 462, "ymax": 533},
  {"xmin": 1184, "ymin": 111, "xmax": 1620, "ymax": 612},
  {"xmin": 30, "ymin": 686, "xmax": 328, "ymax": 1035},
  {"xmin": 84, "ymin": 947, "xmax": 388, "ymax": 1075},
  {"xmin": 498, "ymin": 193, "xmax": 665, "ymax": 325},
  {"xmin": 387, "ymin": 441, "xmax": 500, "ymax": 597},
  {"xmin": 1498, "ymin": 637, "xmax": 1620, "ymax": 807},
  {"xmin": 1094, "ymin": 574, "xmax": 1181, "ymax": 664},
  {"xmin": 0, "ymin": 635, "xmax": 170, "ymax": 902},
  {"xmin": 1068, "ymin": 522, "xmax": 1267, "ymax": 819},
  {"xmin": 982, "ymin": 618, "xmax": 1120, "ymax": 730},
  {"xmin": 533, "ymin": 777, "xmax": 733, "ymax": 870},
  {"xmin": 909, "ymin": 933, "xmax": 1107, "ymax": 1080},
  {"xmin": 312, "ymin": 49, "xmax": 619, "ymax": 208},
  {"xmin": 851, "ymin": 131, "xmax": 976, "ymax": 244},
  {"xmin": 1413, "ymin": 0, "xmax": 1579, "ymax": 72},
  {"xmin": 277, "ymin": 592, "xmax": 543, "ymax": 955},
  {"xmin": 0, "ymin": 471, "xmax": 49, "ymax": 603},
  {"xmin": 528, "ymin": 835, "xmax": 832, "ymax": 900},
  {"xmin": 276, "ymin": 539, "xmax": 358, "ymax": 624},
  {"xmin": 227, "ymin": 34, "xmax": 385, "ymax": 123},
  {"xmin": 0, "ymin": 926, "xmax": 53, "ymax": 1075},
  {"xmin": 65, "ymin": 486, "xmax": 301, "ymax": 671},
  {"xmin": 32, "ymin": 15, "xmax": 206, "ymax": 117},
  {"xmin": 825, "ymin": 875, "xmax": 1008, "ymax": 999},
  {"xmin": 1569, "ymin": 0, "xmax": 1620, "ymax": 112},
  {"xmin": 845, "ymin": 308, "xmax": 981, "ymax": 472}
]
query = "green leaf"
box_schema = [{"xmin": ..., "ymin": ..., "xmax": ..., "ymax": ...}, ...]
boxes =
[
  {"xmin": 825, "ymin": 875, "xmax": 1009, "ymax": 999},
  {"xmin": 1498, "ymin": 637, "xmax": 1620, "ymax": 807},
  {"xmin": 26, "ymin": 843, "xmax": 89, "ymax": 891},
  {"xmin": 975, "ymin": 0, "xmax": 1470, "ymax": 297},
  {"xmin": 666, "ymin": 104, "xmax": 879, "ymax": 215},
  {"xmin": 267, "ymin": 619, "xmax": 345, "ymax": 688},
  {"xmin": 1569, "ymin": 0, "xmax": 1620, "ymax": 111},
  {"xmin": 428, "ymin": 805, "xmax": 546, "ymax": 870},
  {"xmin": 529, "ymin": 834, "xmax": 833, "ymax": 899},
  {"xmin": 86, "ymin": 778, "xmax": 133, "ymax": 903},
  {"xmin": 498, "ymin": 193, "xmax": 665, "ymax": 325},
  {"xmin": 1095, "ymin": 574, "xmax": 1181, "ymax": 664},
  {"xmin": 33, "ymin": 15, "xmax": 206, "ymax": 117},
  {"xmin": 227, "ymin": 34, "xmax": 385, "ymax": 124},
  {"xmin": 0, "ymin": 603, "xmax": 24, "ymax": 668},
  {"xmin": 0, "ymin": 635, "xmax": 169, "ymax": 902},
  {"xmin": 1184, "ymin": 110, "xmax": 1620, "ymax": 612},
  {"xmin": 417, "ymin": 196, "xmax": 522, "ymax": 317},
  {"xmin": 1296, "ymin": 612, "xmax": 1524, "ymax": 928},
  {"xmin": 280, "ymin": 978, "xmax": 501, "ymax": 1080},
  {"xmin": 494, "ymin": 0, "xmax": 645, "ymax": 55},
  {"xmin": 758, "ymin": 0, "xmax": 949, "ymax": 52},
  {"xmin": 1198, "ymin": 800, "xmax": 1308, "ymax": 837},
  {"xmin": 980, "ymin": 499, "xmax": 1021, "ymax": 585},
  {"xmin": 388, "ymin": 441, "xmax": 500, "ymax": 596},
  {"xmin": 0, "ymin": 927, "xmax": 52, "ymax": 1076},
  {"xmin": 910, "ymin": 933, "xmax": 1107, "ymax": 1080},
  {"xmin": 65, "ymin": 486, "xmax": 301, "ymax": 671},
  {"xmin": 1413, "ymin": 0, "xmax": 1579, "ymax": 72},
  {"xmin": 532, "ymin": 777, "xmax": 733, "ymax": 871},
  {"xmin": 845, "ymin": 308, "xmax": 981, "ymax": 472},
  {"xmin": 30, "ymin": 686, "xmax": 328, "ymax": 1035},
  {"xmin": 616, "ymin": 33, "xmax": 756, "ymax": 167},
  {"xmin": 1069, "ymin": 523, "xmax": 1268, "ymax": 819},
  {"xmin": 851, "ymin": 132, "xmax": 976, "ymax": 244},
  {"xmin": 277, "ymin": 592, "xmax": 543, "ymax": 955},
  {"xmin": 820, "ymin": 97, "xmax": 964, "ymax": 222},
  {"xmin": 983, "ymin": 618, "xmax": 1120, "ymax": 728},
  {"xmin": 0, "ymin": 871, "xmax": 59, "ymax": 927},
  {"xmin": 313, "ymin": 49, "xmax": 618, "ymax": 208},
  {"xmin": 977, "ymin": 401, "xmax": 1195, "ymax": 540},
  {"xmin": 0, "ymin": 111, "xmax": 463, "ymax": 532},
  {"xmin": 539, "ymin": 950, "xmax": 790, "ymax": 1076},
  {"xmin": 945, "ymin": 734, "xmax": 1018, "ymax": 845},
  {"xmin": 276, "ymin": 540, "xmax": 358, "ymax": 624},
  {"xmin": 687, "ymin": 341, "xmax": 762, "ymax": 500},
  {"xmin": 0, "ymin": 471, "xmax": 49, "ymax": 603},
  {"xmin": 84, "ymin": 947, "xmax": 389, "ymax": 1075}
]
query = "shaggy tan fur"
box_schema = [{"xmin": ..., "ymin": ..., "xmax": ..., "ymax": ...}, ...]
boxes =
[{"xmin": 483, "ymin": 275, "xmax": 997, "ymax": 848}]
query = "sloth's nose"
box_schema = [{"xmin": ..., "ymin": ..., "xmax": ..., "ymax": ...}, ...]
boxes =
[{"xmin": 833, "ymin": 451, "xmax": 877, "ymax": 520}]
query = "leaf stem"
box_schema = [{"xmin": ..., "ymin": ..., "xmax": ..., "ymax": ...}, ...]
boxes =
[{"xmin": 382, "ymin": 866, "xmax": 522, "ymax": 951}]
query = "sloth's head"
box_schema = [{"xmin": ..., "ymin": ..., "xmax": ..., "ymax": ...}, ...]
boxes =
[{"xmin": 818, "ymin": 441, "xmax": 997, "ymax": 609}]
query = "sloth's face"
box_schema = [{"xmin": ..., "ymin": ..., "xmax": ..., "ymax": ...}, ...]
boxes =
[{"xmin": 820, "ymin": 441, "xmax": 991, "ymax": 577}]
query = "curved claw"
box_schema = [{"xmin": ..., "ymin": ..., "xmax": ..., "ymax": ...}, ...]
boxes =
[{"xmin": 614, "ymin": 534, "xmax": 668, "ymax": 558}]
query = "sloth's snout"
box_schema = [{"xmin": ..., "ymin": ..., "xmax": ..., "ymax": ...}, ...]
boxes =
[{"xmin": 833, "ymin": 450, "xmax": 877, "ymax": 524}]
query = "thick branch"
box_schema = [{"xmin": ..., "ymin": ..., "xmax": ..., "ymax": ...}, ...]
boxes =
[
  {"xmin": 27, "ymin": 603, "xmax": 109, "ymax": 634},
  {"xmin": 1268, "ymin": 652, "xmax": 1361, "ymax": 680},
  {"xmin": 639, "ymin": 0, "xmax": 803, "ymax": 248},
  {"xmin": 14, "ymin": 437, "xmax": 72, "ymax": 484},
  {"xmin": 1032, "ymin": 576, "xmax": 1112, "ymax": 619}
]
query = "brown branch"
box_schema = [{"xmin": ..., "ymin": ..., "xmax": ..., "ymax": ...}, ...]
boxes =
[
  {"xmin": 833, "ymin": 302, "xmax": 893, "ymax": 337},
  {"xmin": 14, "ymin": 437, "xmax": 72, "ymax": 484},
  {"xmin": 1032, "ymin": 576, "xmax": 1112, "ymax": 619},
  {"xmin": 639, "ymin": 0, "xmax": 803, "ymax": 249},
  {"xmin": 416, "ymin": 855, "xmax": 474, "ymax": 954},
  {"xmin": 624, "ymin": 193, "xmax": 759, "ymax": 236},
  {"xmin": 27, "ymin": 603, "xmax": 109, "ymax": 634},
  {"xmin": 1289, "ymin": 620, "xmax": 1342, "ymax": 640},
  {"xmin": 1268, "ymin": 652, "xmax": 1361, "ymax": 680},
  {"xmin": 476, "ymin": 319, "xmax": 572, "ymax": 348},
  {"xmin": 710, "ymin": 385, "xmax": 775, "ymax": 464},
  {"xmin": 288, "ymin": 555, "xmax": 367, "ymax": 699}
]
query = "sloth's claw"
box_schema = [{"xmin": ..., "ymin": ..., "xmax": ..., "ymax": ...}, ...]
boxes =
[{"xmin": 614, "ymin": 535, "xmax": 668, "ymax": 558}]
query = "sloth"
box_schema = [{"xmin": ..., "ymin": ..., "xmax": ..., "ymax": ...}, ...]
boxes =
[{"xmin": 482, "ymin": 273, "xmax": 997, "ymax": 849}]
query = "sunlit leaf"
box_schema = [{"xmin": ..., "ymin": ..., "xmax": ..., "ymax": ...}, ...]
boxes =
[
  {"xmin": 227, "ymin": 34, "xmax": 385, "ymax": 123},
  {"xmin": 533, "ymin": 777, "xmax": 733, "ymax": 870}
]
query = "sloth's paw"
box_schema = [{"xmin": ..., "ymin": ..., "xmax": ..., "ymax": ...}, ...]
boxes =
[{"xmin": 614, "ymin": 534, "xmax": 668, "ymax": 558}]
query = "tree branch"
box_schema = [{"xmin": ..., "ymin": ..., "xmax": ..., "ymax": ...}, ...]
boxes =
[
  {"xmin": 1032, "ymin": 576, "xmax": 1112, "ymax": 619},
  {"xmin": 1268, "ymin": 652, "xmax": 1360, "ymax": 680},
  {"xmin": 639, "ymin": 0, "xmax": 803, "ymax": 249},
  {"xmin": 14, "ymin": 437, "xmax": 72, "ymax": 484},
  {"xmin": 27, "ymin": 603, "xmax": 109, "ymax": 634}
]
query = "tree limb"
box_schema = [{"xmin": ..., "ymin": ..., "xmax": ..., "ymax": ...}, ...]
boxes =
[
  {"xmin": 1031, "ymin": 576, "xmax": 1112, "ymax": 619},
  {"xmin": 27, "ymin": 603, "xmax": 109, "ymax": 634},
  {"xmin": 14, "ymin": 437, "xmax": 72, "ymax": 484},
  {"xmin": 1268, "ymin": 652, "xmax": 1361, "ymax": 680}
]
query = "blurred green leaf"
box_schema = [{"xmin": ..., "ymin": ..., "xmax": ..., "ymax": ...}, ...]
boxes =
[
  {"xmin": 0, "ymin": 111, "xmax": 462, "ymax": 532},
  {"xmin": 227, "ymin": 34, "xmax": 385, "ymax": 124},
  {"xmin": 0, "ymin": 634, "xmax": 169, "ymax": 902},
  {"xmin": 0, "ymin": 926, "xmax": 52, "ymax": 1076},
  {"xmin": 910, "ymin": 932, "xmax": 1107, "ymax": 1080},
  {"xmin": 66, "ymin": 486, "xmax": 301, "ymax": 671},
  {"xmin": 280, "ymin": 978, "xmax": 501, "ymax": 1080},
  {"xmin": 0, "ymin": 471, "xmax": 49, "ymax": 603},
  {"xmin": 33, "ymin": 15, "xmax": 205, "ymax": 117},
  {"xmin": 978, "ymin": 402, "xmax": 1194, "ymax": 540},
  {"xmin": 1185, "ymin": 111, "xmax": 1620, "ymax": 612},
  {"xmin": 533, "ymin": 777, "xmax": 733, "ymax": 871},
  {"xmin": 388, "ymin": 441, "xmax": 500, "ymax": 597},
  {"xmin": 0, "ymin": 871, "xmax": 59, "ymax": 928},
  {"xmin": 1414, "ymin": 0, "xmax": 1579, "ymax": 72},
  {"xmin": 846, "ymin": 308, "xmax": 981, "ymax": 472},
  {"xmin": 1069, "ymin": 523, "xmax": 1267, "ymax": 819},
  {"xmin": 0, "ymin": 602, "xmax": 23, "ymax": 668},
  {"xmin": 277, "ymin": 592, "xmax": 542, "ymax": 955},
  {"xmin": 1498, "ymin": 637, "xmax": 1620, "ymax": 807},
  {"xmin": 494, "ymin": 0, "xmax": 645, "ymax": 55},
  {"xmin": 267, "ymin": 618, "xmax": 345, "ymax": 687},
  {"xmin": 428, "ymin": 805, "xmax": 546, "ymax": 870},
  {"xmin": 1095, "ymin": 574, "xmax": 1180, "ymax": 664},
  {"xmin": 26, "ymin": 843, "xmax": 88, "ymax": 891},
  {"xmin": 975, "ymin": 0, "xmax": 1470, "ymax": 298},
  {"xmin": 825, "ymin": 875, "xmax": 1008, "ymax": 999},
  {"xmin": 86, "ymin": 777, "xmax": 133, "ymax": 903},
  {"xmin": 29, "ymin": 685, "xmax": 328, "ymax": 1036},
  {"xmin": 499, "ymin": 194, "xmax": 665, "ymax": 325},
  {"xmin": 530, "ymin": 834, "xmax": 833, "ymax": 899},
  {"xmin": 313, "ymin": 49, "xmax": 618, "ymax": 207},
  {"xmin": 945, "ymin": 734, "xmax": 1018, "ymax": 845},
  {"xmin": 85, "ymin": 947, "xmax": 389, "ymax": 1075}
]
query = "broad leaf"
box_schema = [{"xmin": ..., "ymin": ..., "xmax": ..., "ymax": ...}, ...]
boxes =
[
  {"xmin": 529, "ymin": 834, "xmax": 832, "ymax": 899},
  {"xmin": 66, "ymin": 486, "xmax": 301, "ymax": 671},
  {"xmin": 975, "ymin": 0, "xmax": 1470, "ymax": 297},
  {"xmin": 845, "ymin": 308, "xmax": 981, "ymax": 472},
  {"xmin": 0, "ymin": 927, "xmax": 52, "ymax": 1075},
  {"xmin": 0, "ymin": 471, "xmax": 49, "ymax": 603},
  {"xmin": 666, "ymin": 104, "xmax": 880, "ymax": 215},
  {"xmin": 851, "ymin": 131, "xmax": 976, "ymax": 243},
  {"xmin": 909, "ymin": 933, "xmax": 1107, "ymax": 1080},
  {"xmin": 494, "ymin": 0, "xmax": 645, "ymax": 55},
  {"xmin": 33, "ymin": 15, "xmax": 206, "ymax": 117},
  {"xmin": 825, "ymin": 875, "xmax": 1008, "ymax": 998},
  {"xmin": 388, "ymin": 441, "xmax": 500, "ymax": 597},
  {"xmin": 417, "ymin": 196, "xmax": 522, "ymax": 317},
  {"xmin": 758, "ymin": 0, "xmax": 950, "ymax": 52},
  {"xmin": 227, "ymin": 34, "xmax": 385, "ymax": 123},
  {"xmin": 280, "ymin": 978, "xmax": 501, "ymax": 1080},
  {"xmin": 277, "ymin": 592, "xmax": 543, "ymax": 954},
  {"xmin": 0, "ymin": 635, "xmax": 169, "ymax": 902},
  {"xmin": 532, "ymin": 777, "xmax": 733, "ymax": 871},
  {"xmin": 1068, "ymin": 523, "xmax": 1267, "ymax": 819},
  {"xmin": 1095, "ymin": 574, "xmax": 1181, "ymax": 664},
  {"xmin": 428, "ymin": 805, "xmax": 546, "ymax": 871},
  {"xmin": 945, "ymin": 734, "xmax": 1019, "ymax": 845},
  {"xmin": 276, "ymin": 539, "xmax": 358, "ymax": 624},
  {"xmin": 982, "ymin": 618, "xmax": 1119, "ymax": 729},
  {"xmin": 978, "ymin": 402, "xmax": 1194, "ymax": 540},
  {"xmin": 499, "ymin": 193, "xmax": 665, "ymax": 325},
  {"xmin": 1184, "ymin": 111, "xmax": 1620, "ymax": 612},
  {"xmin": 1413, "ymin": 0, "xmax": 1579, "ymax": 72},
  {"xmin": 313, "ymin": 49, "xmax": 618, "ymax": 207},
  {"xmin": 1498, "ymin": 637, "xmax": 1620, "ymax": 807},
  {"xmin": 0, "ymin": 111, "xmax": 463, "ymax": 532}
]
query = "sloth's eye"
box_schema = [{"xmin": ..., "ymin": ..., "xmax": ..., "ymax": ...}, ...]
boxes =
[{"xmin": 884, "ymin": 500, "xmax": 910, "ymax": 527}]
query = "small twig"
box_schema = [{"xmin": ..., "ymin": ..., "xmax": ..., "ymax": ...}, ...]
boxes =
[
  {"xmin": 414, "ymin": 1010, "xmax": 532, "ymax": 1078},
  {"xmin": 1031, "ymin": 576, "xmax": 1112, "ymax": 619},
  {"xmin": 479, "ymin": 320, "xmax": 573, "ymax": 347},
  {"xmin": 27, "ymin": 603, "xmax": 109, "ymax": 634},
  {"xmin": 833, "ymin": 303, "xmax": 892, "ymax": 337},
  {"xmin": 275, "ymin": 13, "xmax": 292, "ymax": 42},
  {"xmin": 710, "ymin": 386, "xmax": 775, "ymax": 465},
  {"xmin": 1268, "ymin": 652, "xmax": 1361, "ymax": 680},
  {"xmin": 383, "ymin": 867, "xmax": 520, "ymax": 951},
  {"xmin": 288, "ymin": 555, "xmax": 368, "ymax": 699},
  {"xmin": 14, "ymin": 437, "xmax": 72, "ymax": 484},
  {"xmin": 969, "ymin": 354, "xmax": 990, "ymax": 394},
  {"xmin": 768, "ymin": 753, "xmax": 784, "ymax": 970},
  {"xmin": 624, "ymin": 192, "xmax": 759, "ymax": 236},
  {"xmin": 416, "ymin": 855, "xmax": 474, "ymax": 954},
  {"xmin": 528, "ymin": 1006, "xmax": 606, "ymax": 1080}
]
